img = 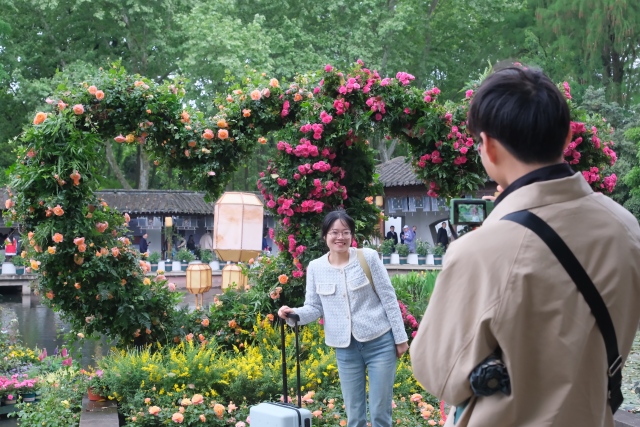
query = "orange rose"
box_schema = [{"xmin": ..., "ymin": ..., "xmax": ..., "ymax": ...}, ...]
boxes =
[
  {"xmin": 278, "ymin": 274, "xmax": 288, "ymax": 284},
  {"xmin": 269, "ymin": 78, "xmax": 279, "ymax": 88},
  {"xmin": 78, "ymin": 244, "xmax": 87, "ymax": 253},
  {"xmin": 52, "ymin": 205, "xmax": 64, "ymax": 216},
  {"xmin": 201, "ymin": 318, "xmax": 209, "ymax": 327},
  {"xmin": 46, "ymin": 290, "xmax": 54, "ymax": 300},
  {"xmin": 5, "ymin": 199, "xmax": 14, "ymax": 209},
  {"xmin": 218, "ymin": 129, "xmax": 229, "ymax": 140},
  {"xmin": 217, "ymin": 119, "xmax": 228, "ymax": 128},
  {"xmin": 95, "ymin": 90, "xmax": 105, "ymax": 100},
  {"xmin": 33, "ymin": 112, "xmax": 47, "ymax": 125},
  {"xmin": 365, "ymin": 196, "xmax": 374, "ymax": 204},
  {"xmin": 180, "ymin": 110, "xmax": 190, "ymax": 123},
  {"xmin": 47, "ymin": 246, "xmax": 56, "ymax": 254},
  {"xmin": 52, "ymin": 233, "xmax": 64, "ymax": 243},
  {"xmin": 258, "ymin": 137, "xmax": 267, "ymax": 144},
  {"xmin": 88, "ymin": 85, "xmax": 98, "ymax": 95},
  {"xmin": 250, "ymin": 90, "xmax": 261, "ymax": 101},
  {"xmin": 74, "ymin": 282, "xmax": 81, "ymax": 289},
  {"xmin": 226, "ymin": 95, "xmax": 234, "ymax": 102},
  {"xmin": 73, "ymin": 237, "xmax": 85, "ymax": 246},
  {"xmin": 199, "ymin": 415, "xmax": 206, "ymax": 422},
  {"xmin": 72, "ymin": 104, "xmax": 84, "ymax": 115},
  {"xmin": 70, "ymin": 170, "xmax": 81, "ymax": 186},
  {"xmin": 242, "ymin": 109, "xmax": 251, "ymax": 117},
  {"xmin": 203, "ymin": 129, "xmax": 214, "ymax": 140},
  {"xmin": 111, "ymin": 247, "xmax": 120, "ymax": 257},
  {"xmin": 188, "ymin": 140, "xmax": 196, "ymax": 148},
  {"xmin": 213, "ymin": 403, "xmax": 225, "ymax": 418},
  {"xmin": 30, "ymin": 259, "xmax": 41, "ymax": 270},
  {"xmin": 148, "ymin": 406, "xmax": 161, "ymax": 416},
  {"xmin": 228, "ymin": 319, "xmax": 237, "ymax": 329},
  {"xmin": 294, "ymin": 93, "xmax": 303, "ymax": 102},
  {"xmin": 172, "ymin": 413, "xmax": 184, "ymax": 423},
  {"xmin": 96, "ymin": 222, "xmax": 109, "ymax": 233},
  {"xmin": 58, "ymin": 101, "xmax": 67, "ymax": 110}
]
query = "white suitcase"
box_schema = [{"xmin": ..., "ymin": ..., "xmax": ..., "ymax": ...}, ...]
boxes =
[{"xmin": 250, "ymin": 313, "xmax": 312, "ymax": 427}]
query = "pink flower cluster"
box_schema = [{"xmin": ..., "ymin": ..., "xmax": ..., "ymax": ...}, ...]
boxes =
[
  {"xmin": 603, "ymin": 146, "xmax": 617, "ymax": 165},
  {"xmin": 366, "ymin": 96, "xmax": 386, "ymax": 121},
  {"xmin": 300, "ymin": 123, "xmax": 324, "ymax": 140},
  {"xmin": 298, "ymin": 200, "xmax": 324, "ymax": 213},
  {"xmin": 398, "ymin": 301, "xmax": 419, "ymax": 338},
  {"xmin": 426, "ymin": 181, "xmax": 440, "ymax": 198},
  {"xmin": 333, "ymin": 98, "xmax": 350, "ymax": 115},
  {"xmin": 293, "ymin": 139, "xmax": 320, "ymax": 157},
  {"xmin": 423, "ymin": 87, "xmax": 441, "ymax": 103},
  {"xmin": 563, "ymin": 82, "xmax": 572, "ymax": 100},
  {"xmin": 396, "ymin": 72, "xmax": 415, "ymax": 86},
  {"xmin": 281, "ymin": 100, "xmax": 290, "ymax": 117},
  {"xmin": 338, "ymin": 78, "xmax": 361, "ymax": 94}
]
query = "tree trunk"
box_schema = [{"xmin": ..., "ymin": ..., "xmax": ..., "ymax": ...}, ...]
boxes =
[
  {"xmin": 138, "ymin": 146, "xmax": 151, "ymax": 190},
  {"xmin": 104, "ymin": 141, "xmax": 132, "ymax": 189}
]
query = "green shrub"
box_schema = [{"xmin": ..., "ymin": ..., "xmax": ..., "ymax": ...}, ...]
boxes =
[
  {"xmin": 391, "ymin": 271, "xmax": 439, "ymax": 322},
  {"xmin": 147, "ymin": 252, "xmax": 161, "ymax": 264},
  {"xmin": 176, "ymin": 248, "xmax": 196, "ymax": 263},
  {"xmin": 380, "ymin": 238, "xmax": 395, "ymax": 255},
  {"xmin": 396, "ymin": 243, "xmax": 409, "ymax": 256},
  {"xmin": 199, "ymin": 249, "xmax": 214, "ymax": 263},
  {"xmin": 416, "ymin": 239, "xmax": 430, "ymax": 256}
]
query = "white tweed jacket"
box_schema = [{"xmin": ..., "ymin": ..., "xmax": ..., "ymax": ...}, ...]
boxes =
[{"xmin": 290, "ymin": 247, "xmax": 408, "ymax": 348}]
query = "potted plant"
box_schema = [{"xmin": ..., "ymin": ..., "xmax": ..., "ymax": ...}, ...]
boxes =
[
  {"xmin": 11, "ymin": 255, "xmax": 25, "ymax": 275},
  {"xmin": 416, "ymin": 240, "xmax": 430, "ymax": 265},
  {"xmin": 148, "ymin": 252, "xmax": 161, "ymax": 272},
  {"xmin": 200, "ymin": 249, "xmax": 220, "ymax": 271},
  {"xmin": 396, "ymin": 243, "xmax": 409, "ymax": 265},
  {"xmin": 86, "ymin": 369, "xmax": 107, "ymax": 401},
  {"xmin": 0, "ymin": 253, "xmax": 15, "ymax": 275},
  {"xmin": 433, "ymin": 243, "xmax": 446, "ymax": 266},
  {"xmin": 379, "ymin": 239, "xmax": 394, "ymax": 265},
  {"xmin": 176, "ymin": 248, "xmax": 196, "ymax": 271}
]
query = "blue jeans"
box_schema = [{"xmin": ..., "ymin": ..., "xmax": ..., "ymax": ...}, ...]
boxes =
[{"xmin": 335, "ymin": 330, "xmax": 397, "ymax": 427}]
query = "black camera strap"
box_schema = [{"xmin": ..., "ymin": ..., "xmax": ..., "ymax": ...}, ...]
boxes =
[{"xmin": 502, "ymin": 210, "xmax": 623, "ymax": 413}]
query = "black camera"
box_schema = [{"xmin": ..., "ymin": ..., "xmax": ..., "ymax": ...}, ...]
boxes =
[{"xmin": 449, "ymin": 199, "xmax": 494, "ymax": 226}]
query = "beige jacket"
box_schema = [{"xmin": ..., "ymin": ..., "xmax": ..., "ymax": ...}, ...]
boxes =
[{"xmin": 410, "ymin": 173, "xmax": 640, "ymax": 427}]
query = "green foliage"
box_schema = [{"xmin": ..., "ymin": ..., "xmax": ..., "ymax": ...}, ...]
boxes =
[
  {"xmin": 147, "ymin": 252, "xmax": 161, "ymax": 264},
  {"xmin": 10, "ymin": 254, "xmax": 24, "ymax": 266},
  {"xmin": 380, "ymin": 238, "xmax": 395, "ymax": 255},
  {"xmin": 396, "ymin": 243, "xmax": 409, "ymax": 257},
  {"xmin": 198, "ymin": 249, "xmax": 214, "ymax": 263},
  {"xmin": 392, "ymin": 272, "xmax": 439, "ymax": 323},
  {"xmin": 416, "ymin": 239, "xmax": 430, "ymax": 256},
  {"xmin": 176, "ymin": 248, "xmax": 195, "ymax": 263},
  {"xmin": 433, "ymin": 244, "xmax": 446, "ymax": 256}
]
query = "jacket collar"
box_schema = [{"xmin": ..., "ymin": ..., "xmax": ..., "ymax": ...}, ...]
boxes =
[
  {"xmin": 494, "ymin": 163, "xmax": 574, "ymax": 206},
  {"xmin": 484, "ymin": 171, "xmax": 594, "ymax": 226}
]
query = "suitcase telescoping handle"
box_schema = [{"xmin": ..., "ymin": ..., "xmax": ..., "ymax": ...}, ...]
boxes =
[{"xmin": 281, "ymin": 312, "xmax": 302, "ymax": 408}]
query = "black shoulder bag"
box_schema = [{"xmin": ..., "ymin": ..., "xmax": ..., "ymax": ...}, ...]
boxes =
[{"xmin": 502, "ymin": 210, "xmax": 623, "ymax": 413}]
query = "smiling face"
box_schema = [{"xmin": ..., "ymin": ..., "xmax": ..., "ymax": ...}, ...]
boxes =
[{"xmin": 324, "ymin": 219, "xmax": 353, "ymax": 255}]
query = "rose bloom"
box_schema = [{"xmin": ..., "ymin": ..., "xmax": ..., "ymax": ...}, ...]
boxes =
[
  {"xmin": 192, "ymin": 394, "xmax": 204, "ymax": 405},
  {"xmin": 181, "ymin": 398, "xmax": 192, "ymax": 406},
  {"xmin": 242, "ymin": 109, "xmax": 251, "ymax": 117},
  {"xmin": 148, "ymin": 406, "xmax": 161, "ymax": 415},
  {"xmin": 95, "ymin": 90, "xmax": 105, "ymax": 100},
  {"xmin": 143, "ymin": 278, "xmax": 151, "ymax": 285},
  {"xmin": 200, "ymin": 415, "xmax": 207, "ymax": 422},
  {"xmin": 53, "ymin": 233, "xmax": 64, "ymax": 243},
  {"xmin": 258, "ymin": 137, "xmax": 267, "ymax": 144},
  {"xmin": 294, "ymin": 93, "xmax": 303, "ymax": 102},
  {"xmin": 203, "ymin": 129, "xmax": 214, "ymax": 140},
  {"xmin": 270, "ymin": 78, "xmax": 279, "ymax": 88},
  {"xmin": 88, "ymin": 85, "xmax": 98, "ymax": 95},
  {"xmin": 5, "ymin": 199, "xmax": 13, "ymax": 209},
  {"xmin": 111, "ymin": 247, "xmax": 120, "ymax": 257},
  {"xmin": 218, "ymin": 129, "xmax": 229, "ymax": 139},
  {"xmin": 217, "ymin": 119, "xmax": 228, "ymax": 128},
  {"xmin": 144, "ymin": 398, "xmax": 151, "ymax": 404},
  {"xmin": 30, "ymin": 259, "xmax": 41, "ymax": 270},
  {"xmin": 250, "ymin": 90, "xmax": 261, "ymax": 101},
  {"xmin": 33, "ymin": 112, "xmax": 47, "ymax": 125},
  {"xmin": 167, "ymin": 283, "xmax": 176, "ymax": 291},
  {"xmin": 78, "ymin": 244, "xmax": 87, "ymax": 253},
  {"xmin": 52, "ymin": 205, "xmax": 64, "ymax": 216},
  {"xmin": 213, "ymin": 403, "xmax": 225, "ymax": 418},
  {"xmin": 201, "ymin": 318, "xmax": 209, "ymax": 327},
  {"xmin": 74, "ymin": 283, "xmax": 81, "ymax": 289},
  {"xmin": 47, "ymin": 246, "xmax": 56, "ymax": 254},
  {"xmin": 236, "ymin": 422, "xmax": 246, "ymax": 427},
  {"xmin": 278, "ymin": 274, "xmax": 288, "ymax": 284},
  {"xmin": 73, "ymin": 237, "xmax": 85, "ymax": 246},
  {"xmin": 73, "ymin": 104, "xmax": 84, "ymax": 115}
]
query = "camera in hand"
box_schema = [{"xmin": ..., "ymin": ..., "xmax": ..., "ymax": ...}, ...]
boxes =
[{"xmin": 450, "ymin": 199, "xmax": 494, "ymax": 226}]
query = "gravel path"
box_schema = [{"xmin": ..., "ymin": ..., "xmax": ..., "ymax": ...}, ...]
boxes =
[{"xmin": 622, "ymin": 331, "xmax": 640, "ymax": 412}]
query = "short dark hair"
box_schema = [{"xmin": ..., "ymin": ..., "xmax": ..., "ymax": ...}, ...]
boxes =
[
  {"xmin": 390, "ymin": 225, "xmax": 395, "ymax": 229},
  {"xmin": 467, "ymin": 65, "xmax": 570, "ymax": 164},
  {"xmin": 321, "ymin": 210, "xmax": 356, "ymax": 238}
]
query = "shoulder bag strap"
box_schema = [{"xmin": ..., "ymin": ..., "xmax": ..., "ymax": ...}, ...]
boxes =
[
  {"xmin": 502, "ymin": 210, "xmax": 623, "ymax": 413},
  {"xmin": 356, "ymin": 249, "xmax": 377, "ymax": 296}
]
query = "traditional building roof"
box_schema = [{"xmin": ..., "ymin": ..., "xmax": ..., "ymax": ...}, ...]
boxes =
[
  {"xmin": 96, "ymin": 190, "xmax": 214, "ymax": 215},
  {"xmin": 376, "ymin": 157, "xmax": 422, "ymax": 187}
]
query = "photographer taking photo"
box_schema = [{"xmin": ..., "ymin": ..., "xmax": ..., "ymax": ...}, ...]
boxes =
[{"xmin": 410, "ymin": 65, "xmax": 640, "ymax": 427}]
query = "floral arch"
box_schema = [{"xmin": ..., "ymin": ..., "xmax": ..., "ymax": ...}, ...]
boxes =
[{"xmin": 5, "ymin": 62, "xmax": 617, "ymax": 342}]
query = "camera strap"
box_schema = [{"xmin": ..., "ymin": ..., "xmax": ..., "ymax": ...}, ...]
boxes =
[{"xmin": 502, "ymin": 210, "xmax": 623, "ymax": 414}]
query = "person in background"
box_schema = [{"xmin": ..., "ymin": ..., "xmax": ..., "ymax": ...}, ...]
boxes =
[
  {"xmin": 412, "ymin": 225, "xmax": 418, "ymax": 240},
  {"xmin": 410, "ymin": 65, "xmax": 640, "ymax": 427},
  {"xmin": 403, "ymin": 225, "xmax": 416, "ymax": 253},
  {"xmin": 385, "ymin": 225, "xmax": 398, "ymax": 246},
  {"xmin": 139, "ymin": 233, "xmax": 148, "ymax": 254},
  {"xmin": 199, "ymin": 230, "xmax": 213, "ymax": 251},
  {"xmin": 186, "ymin": 235, "xmax": 195, "ymax": 251},
  {"xmin": 436, "ymin": 222, "xmax": 449, "ymax": 250},
  {"xmin": 278, "ymin": 210, "xmax": 408, "ymax": 427}
]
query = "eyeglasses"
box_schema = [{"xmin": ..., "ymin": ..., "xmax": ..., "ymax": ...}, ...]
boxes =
[{"xmin": 328, "ymin": 231, "xmax": 352, "ymax": 238}]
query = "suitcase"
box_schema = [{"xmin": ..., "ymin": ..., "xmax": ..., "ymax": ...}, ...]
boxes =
[{"xmin": 250, "ymin": 313, "xmax": 312, "ymax": 427}]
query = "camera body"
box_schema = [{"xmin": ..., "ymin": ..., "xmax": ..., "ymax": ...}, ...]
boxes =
[{"xmin": 449, "ymin": 199, "xmax": 494, "ymax": 226}]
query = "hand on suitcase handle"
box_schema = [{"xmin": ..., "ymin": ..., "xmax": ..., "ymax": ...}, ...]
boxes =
[{"xmin": 278, "ymin": 305, "xmax": 296, "ymax": 320}]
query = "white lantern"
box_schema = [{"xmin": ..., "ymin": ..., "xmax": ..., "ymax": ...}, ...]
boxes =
[{"xmin": 213, "ymin": 192, "xmax": 263, "ymax": 262}]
